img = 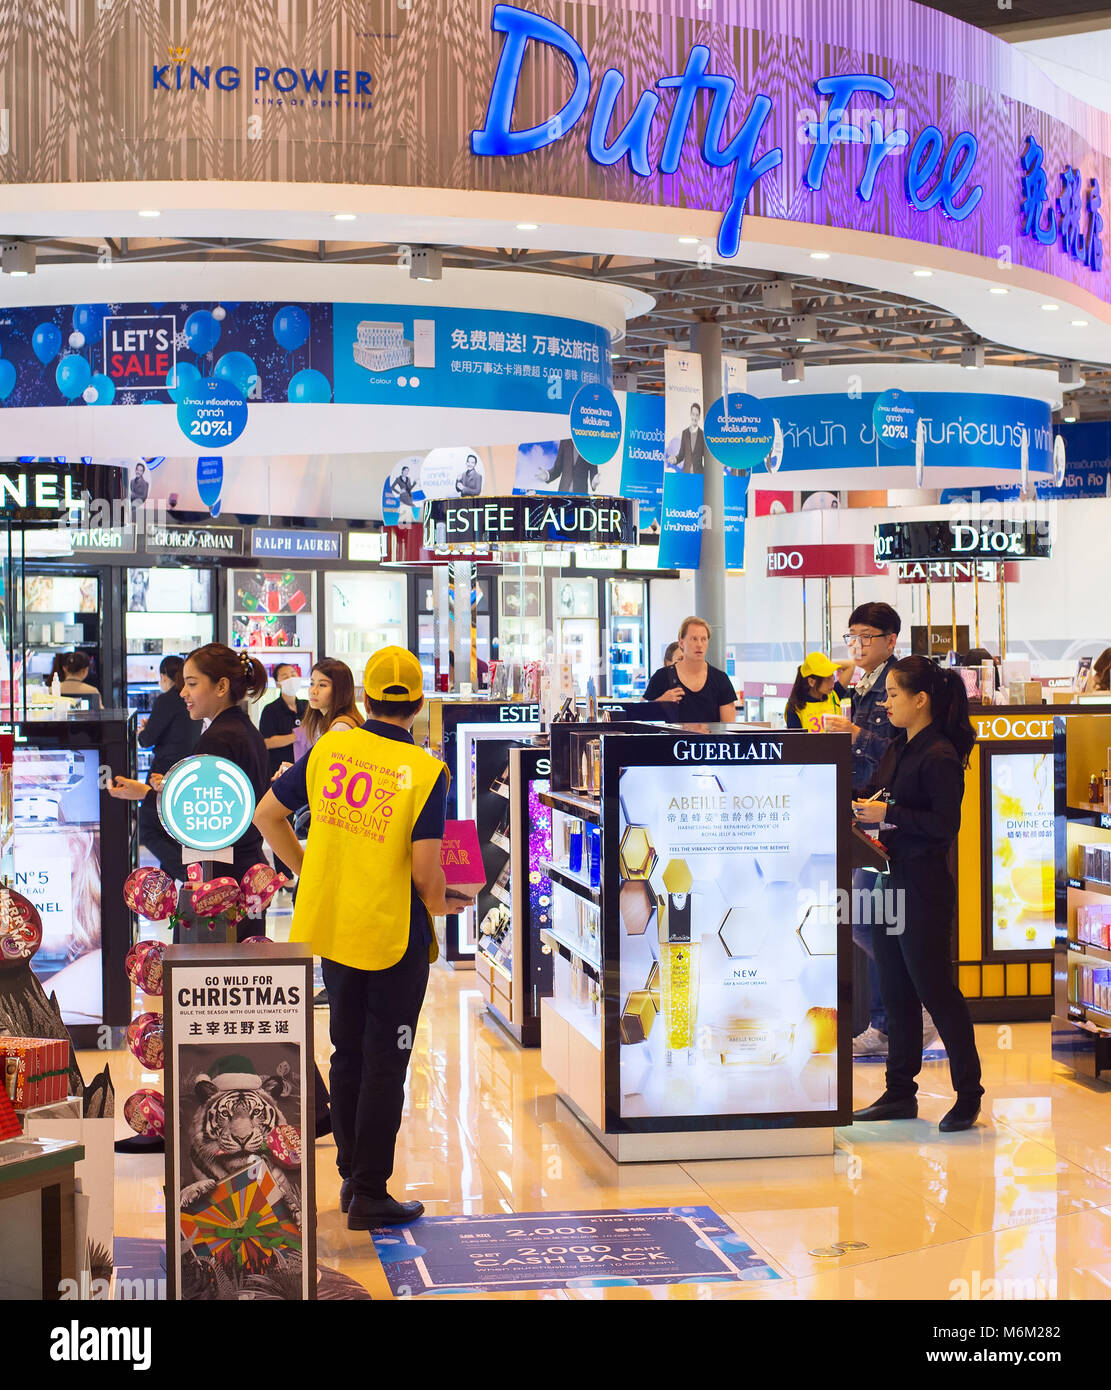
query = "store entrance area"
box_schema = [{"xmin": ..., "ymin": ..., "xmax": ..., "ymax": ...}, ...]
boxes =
[{"xmin": 96, "ymin": 962, "xmax": 1106, "ymax": 1300}]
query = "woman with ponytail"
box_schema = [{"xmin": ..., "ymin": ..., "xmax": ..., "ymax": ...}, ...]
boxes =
[{"xmin": 851, "ymin": 656, "xmax": 983, "ymax": 1133}]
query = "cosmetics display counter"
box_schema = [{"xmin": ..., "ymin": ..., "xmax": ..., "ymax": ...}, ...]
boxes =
[
  {"xmin": 1052, "ymin": 711, "xmax": 1111, "ymax": 1079},
  {"xmin": 538, "ymin": 722, "xmax": 853, "ymax": 1161}
]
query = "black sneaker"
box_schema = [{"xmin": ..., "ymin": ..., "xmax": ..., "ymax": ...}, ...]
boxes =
[
  {"xmin": 347, "ymin": 1194, "xmax": 425, "ymax": 1229},
  {"xmin": 851, "ymin": 1093, "xmax": 918, "ymax": 1122}
]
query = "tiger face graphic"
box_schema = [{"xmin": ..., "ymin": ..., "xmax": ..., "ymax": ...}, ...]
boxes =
[{"xmin": 180, "ymin": 1075, "xmax": 300, "ymax": 1224}]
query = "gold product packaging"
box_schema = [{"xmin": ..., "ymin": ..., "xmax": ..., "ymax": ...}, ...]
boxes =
[{"xmin": 659, "ymin": 859, "xmax": 699, "ymax": 1064}]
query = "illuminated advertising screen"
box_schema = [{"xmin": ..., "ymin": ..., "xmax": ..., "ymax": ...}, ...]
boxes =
[
  {"xmin": 617, "ymin": 761, "xmax": 839, "ymax": 1121},
  {"xmin": 989, "ymin": 750, "xmax": 1055, "ymax": 953}
]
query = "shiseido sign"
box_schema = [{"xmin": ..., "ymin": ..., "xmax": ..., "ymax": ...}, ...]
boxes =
[
  {"xmin": 874, "ymin": 519, "xmax": 1052, "ymax": 563},
  {"xmin": 423, "ymin": 496, "xmax": 637, "ymax": 549}
]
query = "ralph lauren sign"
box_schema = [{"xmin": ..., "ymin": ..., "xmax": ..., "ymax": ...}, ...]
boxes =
[{"xmin": 423, "ymin": 495, "xmax": 637, "ymax": 549}]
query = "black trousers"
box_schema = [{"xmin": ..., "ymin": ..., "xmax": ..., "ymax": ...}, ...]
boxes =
[
  {"xmin": 321, "ymin": 929, "xmax": 429, "ymax": 1198},
  {"xmin": 139, "ymin": 790, "xmax": 185, "ymax": 881},
  {"xmin": 873, "ymin": 855, "xmax": 983, "ymax": 1102}
]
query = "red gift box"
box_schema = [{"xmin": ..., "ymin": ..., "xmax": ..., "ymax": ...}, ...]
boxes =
[{"xmin": 0, "ymin": 1036, "xmax": 70, "ymax": 1111}]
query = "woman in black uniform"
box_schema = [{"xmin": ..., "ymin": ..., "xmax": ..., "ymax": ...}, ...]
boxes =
[
  {"xmin": 136, "ymin": 655, "xmax": 200, "ymax": 880},
  {"xmin": 851, "ymin": 656, "xmax": 983, "ymax": 1132}
]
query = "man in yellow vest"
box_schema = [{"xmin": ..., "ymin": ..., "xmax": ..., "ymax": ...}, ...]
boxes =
[{"xmin": 255, "ymin": 646, "xmax": 470, "ymax": 1228}]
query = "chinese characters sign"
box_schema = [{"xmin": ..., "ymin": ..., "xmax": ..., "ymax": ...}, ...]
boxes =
[{"xmin": 1020, "ymin": 135, "xmax": 1103, "ymax": 272}]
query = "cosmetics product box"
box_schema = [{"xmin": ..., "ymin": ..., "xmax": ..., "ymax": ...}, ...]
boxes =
[
  {"xmin": 441, "ymin": 819, "xmax": 486, "ymax": 898},
  {"xmin": 0, "ymin": 1037, "xmax": 70, "ymax": 1110}
]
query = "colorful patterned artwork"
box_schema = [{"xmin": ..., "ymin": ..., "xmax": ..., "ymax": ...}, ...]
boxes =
[{"xmin": 180, "ymin": 1159, "xmax": 301, "ymax": 1270}]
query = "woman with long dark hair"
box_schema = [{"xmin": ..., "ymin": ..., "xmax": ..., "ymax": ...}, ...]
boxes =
[
  {"xmin": 851, "ymin": 655, "xmax": 983, "ymax": 1132},
  {"xmin": 297, "ymin": 658, "xmax": 362, "ymax": 755},
  {"xmin": 135, "ymin": 655, "xmax": 200, "ymax": 880}
]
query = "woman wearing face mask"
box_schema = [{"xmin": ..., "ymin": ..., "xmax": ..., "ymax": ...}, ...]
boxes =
[
  {"xmin": 851, "ymin": 656, "xmax": 983, "ymax": 1133},
  {"xmin": 109, "ymin": 645, "xmax": 272, "ymax": 928},
  {"xmin": 260, "ymin": 663, "xmax": 308, "ymax": 779},
  {"xmin": 135, "ymin": 655, "xmax": 200, "ymax": 880}
]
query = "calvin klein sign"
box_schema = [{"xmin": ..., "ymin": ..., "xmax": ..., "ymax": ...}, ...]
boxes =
[
  {"xmin": 874, "ymin": 519, "xmax": 1052, "ymax": 564},
  {"xmin": 423, "ymin": 495, "xmax": 638, "ymax": 549}
]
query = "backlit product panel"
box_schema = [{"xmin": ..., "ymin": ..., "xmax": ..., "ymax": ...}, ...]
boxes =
[
  {"xmin": 616, "ymin": 761, "xmax": 839, "ymax": 1121},
  {"xmin": 989, "ymin": 751, "xmax": 1055, "ymax": 954}
]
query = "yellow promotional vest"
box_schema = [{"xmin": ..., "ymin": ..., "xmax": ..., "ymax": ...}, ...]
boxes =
[
  {"xmin": 290, "ymin": 726, "xmax": 445, "ymax": 971},
  {"xmin": 798, "ymin": 690, "xmax": 842, "ymax": 733}
]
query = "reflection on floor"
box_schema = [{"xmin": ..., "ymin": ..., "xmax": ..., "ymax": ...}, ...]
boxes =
[{"xmin": 91, "ymin": 942, "xmax": 1111, "ymax": 1300}]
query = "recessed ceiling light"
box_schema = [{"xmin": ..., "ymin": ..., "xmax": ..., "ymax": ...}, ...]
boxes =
[
  {"xmin": 677, "ymin": 236, "xmax": 700, "ymax": 245},
  {"xmin": 988, "ymin": 286, "xmax": 1008, "ymax": 295},
  {"xmin": 1041, "ymin": 303, "xmax": 1059, "ymax": 311},
  {"xmin": 809, "ymin": 251, "xmax": 830, "ymax": 261},
  {"xmin": 515, "ymin": 222, "xmax": 539, "ymax": 231},
  {"xmin": 1064, "ymin": 414, "xmax": 1077, "ymax": 423},
  {"xmin": 333, "ymin": 212, "xmax": 357, "ymax": 222},
  {"xmin": 1071, "ymin": 319, "xmax": 1089, "ymax": 327},
  {"xmin": 912, "ymin": 269, "xmax": 933, "ymax": 277},
  {"xmin": 137, "ymin": 209, "xmax": 161, "ymax": 218}
]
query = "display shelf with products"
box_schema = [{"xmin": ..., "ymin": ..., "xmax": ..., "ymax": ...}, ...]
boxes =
[
  {"xmin": 605, "ymin": 578, "xmax": 648, "ymax": 700},
  {"xmin": 537, "ymin": 719, "xmax": 852, "ymax": 1162},
  {"xmin": 1053, "ymin": 713, "xmax": 1111, "ymax": 1078},
  {"xmin": 326, "ymin": 571, "xmax": 407, "ymax": 687},
  {"xmin": 228, "ymin": 568, "xmax": 316, "ymax": 665}
]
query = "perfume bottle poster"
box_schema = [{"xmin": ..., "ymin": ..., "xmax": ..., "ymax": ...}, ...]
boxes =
[
  {"xmin": 618, "ymin": 763, "xmax": 839, "ymax": 1120},
  {"xmin": 988, "ymin": 751, "xmax": 1054, "ymax": 953}
]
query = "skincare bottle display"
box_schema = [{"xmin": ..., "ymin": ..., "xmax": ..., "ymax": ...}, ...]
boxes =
[
  {"xmin": 568, "ymin": 824, "xmax": 583, "ymax": 875},
  {"xmin": 659, "ymin": 859, "xmax": 699, "ymax": 1064}
]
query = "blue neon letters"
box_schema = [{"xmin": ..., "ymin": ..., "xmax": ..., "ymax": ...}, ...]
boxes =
[{"xmin": 471, "ymin": 5, "xmax": 985, "ymax": 257}]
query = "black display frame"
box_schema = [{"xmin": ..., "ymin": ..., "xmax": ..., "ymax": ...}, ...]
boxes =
[{"xmin": 600, "ymin": 729, "xmax": 853, "ymax": 1136}]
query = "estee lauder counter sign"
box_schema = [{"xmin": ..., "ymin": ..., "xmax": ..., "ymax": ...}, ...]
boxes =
[
  {"xmin": 874, "ymin": 519, "xmax": 1052, "ymax": 563},
  {"xmin": 423, "ymin": 495, "xmax": 637, "ymax": 549}
]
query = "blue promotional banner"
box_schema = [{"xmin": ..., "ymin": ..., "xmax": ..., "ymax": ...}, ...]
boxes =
[
  {"xmin": 252, "ymin": 528, "xmax": 341, "ymax": 559},
  {"xmin": 0, "ymin": 299, "xmax": 608, "ymax": 418},
  {"xmin": 657, "ymin": 471, "xmax": 703, "ymax": 569},
  {"xmin": 763, "ymin": 392, "xmax": 1053, "ymax": 474},
  {"xmin": 195, "ymin": 455, "xmax": 223, "ymax": 515},
  {"xmin": 704, "ymin": 392, "xmax": 774, "ymax": 469},
  {"xmin": 332, "ymin": 303, "xmax": 609, "ymax": 412},
  {"xmin": 619, "ymin": 392, "xmax": 666, "ymax": 531},
  {"xmin": 873, "ymin": 389, "xmax": 918, "ymax": 450},
  {"xmin": 569, "ymin": 385, "xmax": 621, "ymax": 465},
  {"xmin": 178, "ymin": 381, "xmax": 247, "ymax": 448},
  {"xmin": 723, "ymin": 472, "xmax": 748, "ymax": 570}
]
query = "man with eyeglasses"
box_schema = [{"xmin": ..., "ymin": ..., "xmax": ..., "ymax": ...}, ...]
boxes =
[{"xmin": 824, "ymin": 602, "xmax": 939, "ymax": 1057}]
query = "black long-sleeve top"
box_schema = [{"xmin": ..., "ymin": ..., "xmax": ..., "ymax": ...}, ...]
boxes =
[
  {"xmin": 137, "ymin": 688, "xmax": 200, "ymax": 775},
  {"xmin": 871, "ymin": 724, "xmax": 965, "ymax": 863}
]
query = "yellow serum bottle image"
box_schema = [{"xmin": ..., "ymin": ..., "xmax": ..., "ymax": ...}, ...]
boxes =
[{"xmin": 659, "ymin": 858, "xmax": 700, "ymax": 1065}]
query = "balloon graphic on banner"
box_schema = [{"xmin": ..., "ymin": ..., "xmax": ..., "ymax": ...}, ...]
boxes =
[
  {"xmin": 165, "ymin": 362, "xmax": 201, "ymax": 403},
  {"xmin": 212, "ymin": 306, "xmax": 226, "ymax": 322},
  {"xmin": 273, "ymin": 305, "xmax": 310, "ymax": 353},
  {"xmin": 915, "ymin": 417, "xmax": 926, "ymax": 487},
  {"xmin": 703, "ymin": 391, "xmax": 774, "ymax": 469},
  {"xmin": 85, "ymin": 372, "xmax": 115, "ymax": 406},
  {"xmin": 32, "ymin": 322, "xmax": 62, "ymax": 365},
  {"xmin": 570, "ymin": 385, "xmax": 621, "ymax": 466},
  {"xmin": 183, "ymin": 309, "xmax": 221, "ymax": 358},
  {"xmin": 212, "ymin": 351, "xmax": 258, "ymax": 398},
  {"xmin": 72, "ymin": 304, "xmax": 108, "ymax": 346},
  {"xmin": 68, "ymin": 331, "xmax": 85, "ymax": 350},
  {"xmin": 287, "ymin": 368, "xmax": 331, "ymax": 404},
  {"xmin": 873, "ymin": 389, "xmax": 918, "ymax": 450},
  {"xmin": 1053, "ymin": 433, "xmax": 1067, "ymax": 487},
  {"xmin": 196, "ymin": 454, "xmax": 223, "ymax": 513},
  {"xmin": 56, "ymin": 354, "xmax": 92, "ymax": 401},
  {"xmin": 0, "ymin": 359, "xmax": 16, "ymax": 401}
]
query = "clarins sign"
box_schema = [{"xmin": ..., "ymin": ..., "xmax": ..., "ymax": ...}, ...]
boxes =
[
  {"xmin": 874, "ymin": 520, "xmax": 1052, "ymax": 564},
  {"xmin": 423, "ymin": 496, "xmax": 637, "ymax": 549}
]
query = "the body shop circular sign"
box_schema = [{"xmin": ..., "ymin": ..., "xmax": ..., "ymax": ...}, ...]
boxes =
[{"xmin": 158, "ymin": 755, "xmax": 256, "ymax": 851}]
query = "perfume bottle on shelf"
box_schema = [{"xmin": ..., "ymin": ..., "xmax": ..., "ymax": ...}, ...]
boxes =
[
  {"xmin": 490, "ymin": 858, "xmax": 512, "ymax": 905},
  {"xmin": 659, "ymin": 859, "xmax": 700, "ymax": 1065}
]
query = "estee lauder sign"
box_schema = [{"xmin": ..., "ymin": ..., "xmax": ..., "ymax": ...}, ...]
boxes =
[{"xmin": 423, "ymin": 495, "xmax": 637, "ymax": 549}]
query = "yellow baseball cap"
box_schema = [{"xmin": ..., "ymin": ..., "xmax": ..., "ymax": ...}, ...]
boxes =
[
  {"xmin": 800, "ymin": 652, "xmax": 837, "ymax": 678},
  {"xmin": 363, "ymin": 646, "xmax": 424, "ymax": 701}
]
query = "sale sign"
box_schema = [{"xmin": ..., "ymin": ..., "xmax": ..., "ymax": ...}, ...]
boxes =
[{"xmin": 103, "ymin": 314, "xmax": 178, "ymax": 392}]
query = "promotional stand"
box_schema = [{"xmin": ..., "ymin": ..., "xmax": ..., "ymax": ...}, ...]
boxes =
[{"xmin": 540, "ymin": 724, "xmax": 852, "ymax": 1161}]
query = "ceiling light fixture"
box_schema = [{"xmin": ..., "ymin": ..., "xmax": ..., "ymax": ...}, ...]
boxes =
[
  {"xmin": 1071, "ymin": 319, "xmax": 1089, "ymax": 327},
  {"xmin": 515, "ymin": 222, "xmax": 539, "ymax": 231},
  {"xmin": 677, "ymin": 236, "xmax": 700, "ymax": 245},
  {"xmin": 988, "ymin": 286, "xmax": 1008, "ymax": 295},
  {"xmin": 333, "ymin": 212, "xmax": 357, "ymax": 222},
  {"xmin": 137, "ymin": 209, "xmax": 161, "ymax": 219},
  {"xmin": 1059, "ymin": 364, "xmax": 1084, "ymax": 386},
  {"xmin": 960, "ymin": 345, "xmax": 985, "ymax": 370},
  {"xmin": 781, "ymin": 359, "xmax": 805, "ymax": 384},
  {"xmin": 409, "ymin": 246, "xmax": 442, "ymax": 282},
  {"xmin": 1, "ymin": 242, "xmax": 35, "ymax": 276},
  {"xmin": 912, "ymin": 269, "xmax": 933, "ymax": 278},
  {"xmin": 1041, "ymin": 303, "xmax": 1059, "ymax": 311},
  {"xmin": 1064, "ymin": 414, "xmax": 1077, "ymax": 423},
  {"xmin": 761, "ymin": 280, "xmax": 793, "ymax": 311},
  {"xmin": 789, "ymin": 314, "xmax": 818, "ymax": 343},
  {"xmin": 809, "ymin": 251, "xmax": 830, "ymax": 261}
]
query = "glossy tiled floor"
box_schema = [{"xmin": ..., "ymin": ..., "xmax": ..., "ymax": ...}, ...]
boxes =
[{"xmin": 92, "ymin": 935, "xmax": 1111, "ymax": 1300}]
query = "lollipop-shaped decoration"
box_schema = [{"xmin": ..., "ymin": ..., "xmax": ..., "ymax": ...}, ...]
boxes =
[
  {"xmin": 125, "ymin": 1011, "xmax": 164, "ymax": 1070},
  {"xmin": 124, "ymin": 939, "xmax": 166, "ymax": 997},
  {"xmin": 123, "ymin": 866, "xmax": 177, "ymax": 921},
  {"xmin": 240, "ymin": 863, "xmax": 288, "ymax": 918},
  {"xmin": 191, "ymin": 876, "xmax": 241, "ymax": 917},
  {"xmin": 0, "ymin": 888, "xmax": 43, "ymax": 967},
  {"xmin": 124, "ymin": 1088, "xmax": 164, "ymax": 1137},
  {"xmin": 240, "ymin": 936, "xmax": 269, "ymax": 945},
  {"xmin": 266, "ymin": 1123, "xmax": 302, "ymax": 1169}
]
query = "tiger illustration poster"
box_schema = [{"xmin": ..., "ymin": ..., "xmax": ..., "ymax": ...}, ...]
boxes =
[{"xmin": 163, "ymin": 948, "xmax": 316, "ymax": 1300}]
